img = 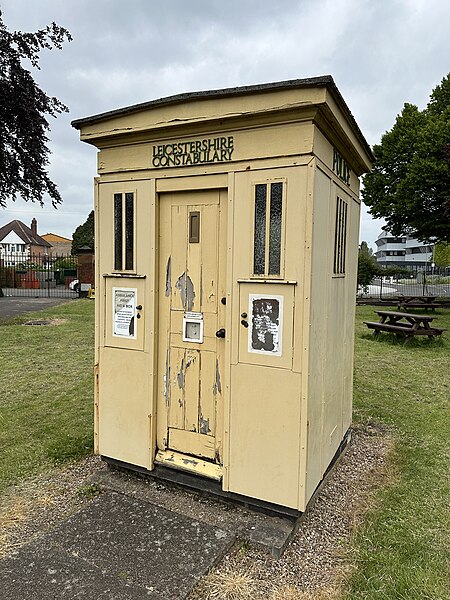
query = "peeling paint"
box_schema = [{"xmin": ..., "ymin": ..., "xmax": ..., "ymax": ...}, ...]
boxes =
[
  {"xmin": 178, "ymin": 399, "xmax": 183, "ymax": 407},
  {"xmin": 175, "ymin": 272, "xmax": 195, "ymax": 311},
  {"xmin": 213, "ymin": 359, "xmax": 222, "ymax": 396},
  {"xmin": 163, "ymin": 350, "xmax": 170, "ymax": 407},
  {"xmin": 199, "ymin": 416, "xmax": 211, "ymax": 435},
  {"xmin": 186, "ymin": 353, "xmax": 195, "ymax": 369},
  {"xmin": 177, "ymin": 357, "xmax": 185, "ymax": 390},
  {"xmin": 182, "ymin": 458, "xmax": 199, "ymax": 467},
  {"xmin": 165, "ymin": 256, "xmax": 172, "ymax": 297}
]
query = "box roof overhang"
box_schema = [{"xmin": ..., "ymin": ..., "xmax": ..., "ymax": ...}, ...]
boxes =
[{"xmin": 71, "ymin": 76, "xmax": 374, "ymax": 171}]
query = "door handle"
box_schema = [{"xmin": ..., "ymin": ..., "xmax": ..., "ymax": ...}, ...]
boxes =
[
  {"xmin": 215, "ymin": 328, "xmax": 226, "ymax": 338},
  {"xmin": 136, "ymin": 305, "xmax": 143, "ymax": 310}
]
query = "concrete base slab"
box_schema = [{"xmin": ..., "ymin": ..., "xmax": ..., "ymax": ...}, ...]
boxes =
[
  {"xmin": 0, "ymin": 492, "xmax": 234, "ymax": 600},
  {"xmin": 93, "ymin": 467, "xmax": 297, "ymax": 558}
]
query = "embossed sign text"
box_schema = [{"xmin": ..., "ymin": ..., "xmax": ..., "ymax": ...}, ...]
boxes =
[{"xmin": 152, "ymin": 136, "xmax": 234, "ymax": 168}]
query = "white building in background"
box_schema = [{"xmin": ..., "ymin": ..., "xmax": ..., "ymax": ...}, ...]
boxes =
[
  {"xmin": 374, "ymin": 230, "xmax": 433, "ymax": 269},
  {"xmin": 0, "ymin": 219, "xmax": 51, "ymax": 266}
]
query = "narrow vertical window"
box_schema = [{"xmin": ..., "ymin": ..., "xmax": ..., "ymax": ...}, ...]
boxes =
[
  {"xmin": 253, "ymin": 181, "xmax": 284, "ymax": 277},
  {"xmin": 333, "ymin": 197, "xmax": 348, "ymax": 275},
  {"xmin": 114, "ymin": 193, "xmax": 123, "ymax": 270},
  {"xmin": 269, "ymin": 182, "xmax": 283, "ymax": 275},
  {"xmin": 114, "ymin": 192, "xmax": 134, "ymax": 270},
  {"xmin": 253, "ymin": 184, "xmax": 267, "ymax": 274},
  {"xmin": 125, "ymin": 193, "xmax": 134, "ymax": 270}
]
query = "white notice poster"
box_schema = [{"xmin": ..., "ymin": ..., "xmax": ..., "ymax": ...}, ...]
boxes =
[{"xmin": 113, "ymin": 287, "xmax": 137, "ymax": 339}]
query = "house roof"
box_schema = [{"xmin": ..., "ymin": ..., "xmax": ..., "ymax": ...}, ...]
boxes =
[
  {"xmin": 42, "ymin": 233, "xmax": 72, "ymax": 243},
  {"xmin": 0, "ymin": 220, "xmax": 51, "ymax": 247}
]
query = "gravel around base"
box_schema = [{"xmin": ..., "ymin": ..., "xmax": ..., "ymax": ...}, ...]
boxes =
[
  {"xmin": 0, "ymin": 423, "xmax": 393, "ymax": 599},
  {"xmin": 190, "ymin": 422, "xmax": 393, "ymax": 599}
]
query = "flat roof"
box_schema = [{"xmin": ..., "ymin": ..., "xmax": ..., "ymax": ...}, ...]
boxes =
[{"xmin": 71, "ymin": 76, "xmax": 373, "ymax": 160}]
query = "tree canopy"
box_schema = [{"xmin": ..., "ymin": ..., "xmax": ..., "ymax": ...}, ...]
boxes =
[
  {"xmin": 72, "ymin": 210, "xmax": 94, "ymax": 254},
  {"xmin": 362, "ymin": 74, "xmax": 450, "ymax": 244},
  {"xmin": 0, "ymin": 11, "xmax": 72, "ymax": 209},
  {"xmin": 434, "ymin": 242, "xmax": 450, "ymax": 267},
  {"xmin": 357, "ymin": 241, "xmax": 379, "ymax": 288}
]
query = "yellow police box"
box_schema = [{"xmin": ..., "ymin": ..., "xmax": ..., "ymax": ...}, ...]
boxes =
[{"xmin": 72, "ymin": 76, "xmax": 373, "ymax": 512}]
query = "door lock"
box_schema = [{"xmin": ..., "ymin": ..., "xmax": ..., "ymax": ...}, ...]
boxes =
[
  {"xmin": 215, "ymin": 328, "xmax": 226, "ymax": 338},
  {"xmin": 136, "ymin": 305, "xmax": 143, "ymax": 310},
  {"xmin": 241, "ymin": 320, "xmax": 249, "ymax": 328}
]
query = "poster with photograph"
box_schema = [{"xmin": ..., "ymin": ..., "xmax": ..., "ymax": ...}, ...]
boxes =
[
  {"xmin": 113, "ymin": 287, "xmax": 137, "ymax": 339},
  {"xmin": 248, "ymin": 294, "xmax": 283, "ymax": 356}
]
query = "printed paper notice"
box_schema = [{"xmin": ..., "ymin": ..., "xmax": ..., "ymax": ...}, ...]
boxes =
[
  {"xmin": 248, "ymin": 294, "xmax": 283, "ymax": 356},
  {"xmin": 113, "ymin": 287, "xmax": 137, "ymax": 339}
]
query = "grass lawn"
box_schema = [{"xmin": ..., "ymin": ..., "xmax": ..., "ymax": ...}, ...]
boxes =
[
  {"xmin": 346, "ymin": 305, "xmax": 450, "ymax": 600},
  {"xmin": 0, "ymin": 300, "xmax": 94, "ymax": 495},
  {"xmin": 0, "ymin": 300, "xmax": 448, "ymax": 599}
]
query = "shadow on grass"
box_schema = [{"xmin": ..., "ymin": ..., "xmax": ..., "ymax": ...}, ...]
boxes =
[
  {"xmin": 360, "ymin": 331, "xmax": 445, "ymax": 347},
  {"xmin": 46, "ymin": 434, "xmax": 94, "ymax": 466}
]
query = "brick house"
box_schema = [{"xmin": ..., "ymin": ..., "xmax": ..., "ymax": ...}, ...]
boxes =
[{"xmin": 0, "ymin": 219, "xmax": 51, "ymax": 266}]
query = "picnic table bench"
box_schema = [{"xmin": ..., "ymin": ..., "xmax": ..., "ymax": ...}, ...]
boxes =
[
  {"xmin": 364, "ymin": 310, "xmax": 446, "ymax": 344},
  {"xmin": 396, "ymin": 295, "xmax": 440, "ymax": 311}
]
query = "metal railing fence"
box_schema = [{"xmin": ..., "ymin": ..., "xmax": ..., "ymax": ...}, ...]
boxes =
[
  {"xmin": 357, "ymin": 266, "xmax": 450, "ymax": 300},
  {"xmin": 0, "ymin": 252, "xmax": 79, "ymax": 298}
]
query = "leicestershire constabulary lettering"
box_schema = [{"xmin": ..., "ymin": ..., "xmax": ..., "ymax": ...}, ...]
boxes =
[
  {"xmin": 333, "ymin": 148, "xmax": 351, "ymax": 185},
  {"xmin": 152, "ymin": 136, "xmax": 234, "ymax": 167}
]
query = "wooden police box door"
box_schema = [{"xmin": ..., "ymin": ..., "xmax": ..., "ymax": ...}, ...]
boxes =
[{"xmin": 156, "ymin": 189, "xmax": 227, "ymax": 477}]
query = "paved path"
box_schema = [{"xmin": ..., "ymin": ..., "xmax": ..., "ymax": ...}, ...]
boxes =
[
  {"xmin": 0, "ymin": 492, "xmax": 235, "ymax": 599},
  {"xmin": 0, "ymin": 297, "xmax": 72, "ymax": 321}
]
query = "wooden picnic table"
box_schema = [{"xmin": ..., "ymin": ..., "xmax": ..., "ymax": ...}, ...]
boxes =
[
  {"xmin": 364, "ymin": 310, "xmax": 446, "ymax": 343},
  {"xmin": 396, "ymin": 295, "xmax": 439, "ymax": 311}
]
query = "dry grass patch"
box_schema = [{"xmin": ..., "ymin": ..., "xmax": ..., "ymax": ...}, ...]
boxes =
[
  {"xmin": 195, "ymin": 569, "xmax": 258, "ymax": 600},
  {"xmin": 269, "ymin": 586, "xmax": 342, "ymax": 600},
  {"xmin": 0, "ymin": 455, "xmax": 103, "ymax": 559},
  {"xmin": 0, "ymin": 492, "xmax": 56, "ymax": 558}
]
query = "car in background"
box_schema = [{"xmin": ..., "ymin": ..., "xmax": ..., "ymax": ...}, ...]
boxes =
[{"xmin": 69, "ymin": 279, "xmax": 80, "ymax": 292}]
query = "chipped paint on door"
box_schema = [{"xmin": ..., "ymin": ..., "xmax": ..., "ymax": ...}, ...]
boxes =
[{"xmin": 157, "ymin": 189, "xmax": 226, "ymax": 469}]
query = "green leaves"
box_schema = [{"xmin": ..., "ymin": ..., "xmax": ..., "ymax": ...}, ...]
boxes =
[
  {"xmin": 362, "ymin": 75, "xmax": 450, "ymax": 243},
  {"xmin": 358, "ymin": 241, "xmax": 380, "ymax": 287},
  {"xmin": 0, "ymin": 11, "xmax": 72, "ymax": 209},
  {"xmin": 434, "ymin": 242, "xmax": 450, "ymax": 267},
  {"xmin": 72, "ymin": 211, "xmax": 94, "ymax": 254}
]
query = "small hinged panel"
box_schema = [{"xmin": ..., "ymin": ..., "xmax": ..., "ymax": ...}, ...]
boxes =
[
  {"xmin": 104, "ymin": 277, "xmax": 146, "ymax": 351},
  {"xmin": 238, "ymin": 282, "xmax": 295, "ymax": 370},
  {"xmin": 182, "ymin": 311, "xmax": 204, "ymax": 343},
  {"xmin": 189, "ymin": 211, "xmax": 200, "ymax": 243}
]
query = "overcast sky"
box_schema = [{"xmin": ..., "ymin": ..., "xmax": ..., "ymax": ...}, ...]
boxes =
[{"xmin": 1, "ymin": 0, "xmax": 449, "ymax": 248}]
